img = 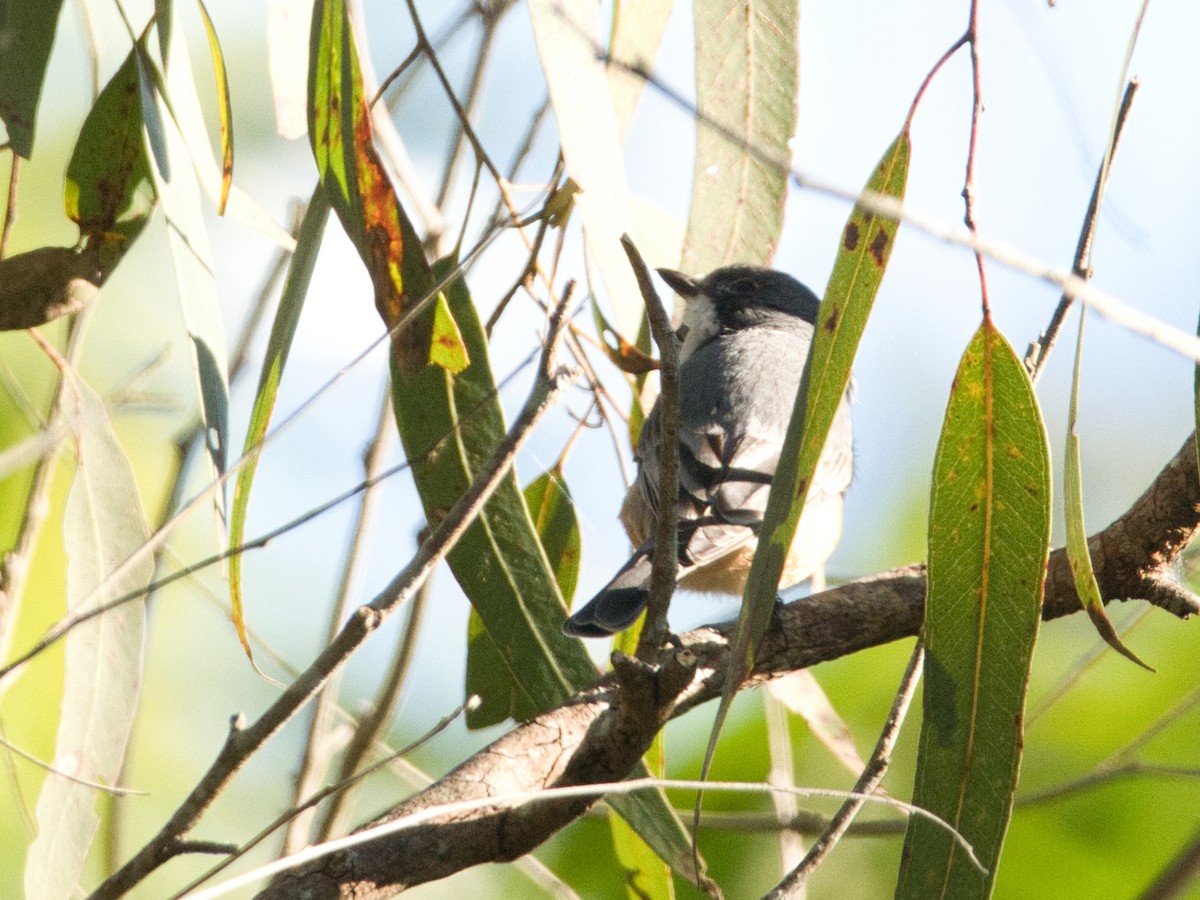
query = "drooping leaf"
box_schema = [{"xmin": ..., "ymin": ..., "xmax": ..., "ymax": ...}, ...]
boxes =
[
  {"xmin": 896, "ymin": 320, "xmax": 1052, "ymax": 900},
  {"xmin": 64, "ymin": 49, "xmax": 156, "ymax": 252},
  {"xmin": 705, "ymin": 131, "xmax": 909, "ymax": 783},
  {"xmin": 149, "ymin": 24, "xmax": 231, "ymax": 517},
  {"xmin": 528, "ymin": 0, "xmax": 642, "ymax": 339},
  {"xmin": 228, "ymin": 189, "xmax": 329, "ymax": 660},
  {"xmin": 160, "ymin": 10, "xmax": 294, "ymax": 249},
  {"xmin": 194, "ymin": 0, "xmax": 234, "ymax": 214},
  {"xmin": 308, "ymin": 0, "xmax": 439, "ymax": 375},
  {"xmin": 682, "ymin": 0, "xmax": 798, "ymax": 271},
  {"xmin": 1064, "ymin": 311, "xmax": 1151, "ymax": 670},
  {"xmin": 0, "ymin": 0, "xmax": 66, "ymax": 157},
  {"xmin": 24, "ymin": 377, "xmax": 150, "ymax": 900}
]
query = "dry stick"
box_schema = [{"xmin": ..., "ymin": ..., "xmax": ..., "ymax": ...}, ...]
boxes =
[
  {"xmin": 433, "ymin": 14, "xmax": 502, "ymax": 213},
  {"xmin": 1139, "ymin": 825, "xmax": 1200, "ymax": 900},
  {"xmin": 622, "ymin": 236, "xmax": 679, "ymax": 658},
  {"xmin": 1026, "ymin": 78, "xmax": 1140, "ymax": 381},
  {"xmin": 961, "ymin": 0, "xmax": 993, "ymax": 318},
  {"xmin": 284, "ymin": 387, "xmax": 396, "ymax": 854},
  {"xmin": 766, "ymin": 639, "xmax": 925, "ymax": 898},
  {"xmin": 316, "ymin": 573, "xmax": 432, "ymax": 841},
  {"xmin": 87, "ymin": 287, "xmax": 579, "ymax": 900},
  {"xmin": 252, "ymin": 430, "xmax": 1200, "ymax": 897}
]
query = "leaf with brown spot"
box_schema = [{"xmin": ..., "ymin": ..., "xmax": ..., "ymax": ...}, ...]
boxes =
[
  {"xmin": 307, "ymin": 0, "xmax": 434, "ymax": 375},
  {"xmin": 702, "ymin": 129, "xmax": 910, "ymax": 793},
  {"xmin": 64, "ymin": 48, "xmax": 156, "ymax": 254},
  {"xmin": 898, "ymin": 321, "xmax": 1051, "ymax": 899}
]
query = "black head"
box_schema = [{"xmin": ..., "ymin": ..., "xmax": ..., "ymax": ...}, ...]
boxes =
[{"xmin": 658, "ymin": 265, "xmax": 821, "ymax": 326}]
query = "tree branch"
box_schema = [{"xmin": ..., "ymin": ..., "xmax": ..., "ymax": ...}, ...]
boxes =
[{"xmin": 257, "ymin": 433, "xmax": 1200, "ymax": 898}]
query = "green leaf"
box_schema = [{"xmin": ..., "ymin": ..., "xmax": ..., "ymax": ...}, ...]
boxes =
[
  {"xmin": 466, "ymin": 467, "xmax": 580, "ymax": 728},
  {"xmin": 64, "ymin": 49, "xmax": 156, "ymax": 250},
  {"xmin": 523, "ymin": 466, "xmax": 582, "ymax": 604},
  {"xmin": 389, "ymin": 257, "xmax": 596, "ymax": 712},
  {"xmin": 428, "ymin": 291, "xmax": 470, "ymax": 375},
  {"xmin": 896, "ymin": 320, "xmax": 1052, "ymax": 900},
  {"xmin": 24, "ymin": 377, "xmax": 150, "ymax": 900},
  {"xmin": 1064, "ymin": 311, "xmax": 1152, "ymax": 670},
  {"xmin": 0, "ymin": 0, "xmax": 66, "ymax": 157},
  {"xmin": 228, "ymin": 188, "xmax": 329, "ymax": 660},
  {"xmin": 308, "ymin": 0, "xmax": 441, "ymax": 375},
  {"xmin": 682, "ymin": 0, "xmax": 798, "ymax": 270},
  {"xmin": 705, "ymin": 131, "xmax": 909, "ymax": 783}
]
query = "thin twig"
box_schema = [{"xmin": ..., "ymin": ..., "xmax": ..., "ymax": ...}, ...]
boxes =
[
  {"xmin": 434, "ymin": 16, "xmax": 502, "ymax": 212},
  {"xmin": 1026, "ymin": 78, "xmax": 1140, "ymax": 380},
  {"xmin": 284, "ymin": 386, "xmax": 396, "ymax": 854},
  {"xmin": 1138, "ymin": 823, "xmax": 1200, "ymax": 900},
  {"xmin": 961, "ymin": 0, "xmax": 992, "ymax": 317},
  {"xmin": 622, "ymin": 236, "xmax": 678, "ymax": 657},
  {"xmin": 316, "ymin": 573, "xmax": 432, "ymax": 841},
  {"xmin": 169, "ymin": 697, "xmax": 478, "ymax": 900},
  {"xmin": 766, "ymin": 638, "xmax": 925, "ymax": 897}
]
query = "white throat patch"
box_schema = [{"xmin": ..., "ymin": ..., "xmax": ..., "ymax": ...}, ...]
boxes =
[{"xmin": 676, "ymin": 293, "xmax": 720, "ymax": 364}]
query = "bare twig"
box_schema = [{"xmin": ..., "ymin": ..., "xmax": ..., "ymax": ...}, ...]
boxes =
[
  {"xmin": 316, "ymin": 573, "xmax": 432, "ymax": 841},
  {"xmin": 621, "ymin": 236, "xmax": 678, "ymax": 657},
  {"xmin": 1026, "ymin": 78, "xmax": 1140, "ymax": 380},
  {"xmin": 766, "ymin": 639, "xmax": 925, "ymax": 897},
  {"xmin": 1138, "ymin": 822, "xmax": 1200, "ymax": 900},
  {"xmin": 284, "ymin": 387, "xmax": 396, "ymax": 853}
]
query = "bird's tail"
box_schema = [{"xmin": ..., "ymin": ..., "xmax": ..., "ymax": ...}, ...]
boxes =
[{"xmin": 562, "ymin": 547, "xmax": 654, "ymax": 637}]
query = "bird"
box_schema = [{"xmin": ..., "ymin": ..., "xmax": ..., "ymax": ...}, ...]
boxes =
[{"xmin": 562, "ymin": 264, "xmax": 854, "ymax": 638}]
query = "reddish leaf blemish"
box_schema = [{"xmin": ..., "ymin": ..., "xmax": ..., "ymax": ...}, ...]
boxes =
[{"xmin": 842, "ymin": 222, "xmax": 860, "ymax": 251}]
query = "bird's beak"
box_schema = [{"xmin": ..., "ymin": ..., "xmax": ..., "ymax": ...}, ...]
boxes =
[{"xmin": 656, "ymin": 268, "xmax": 700, "ymax": 299}]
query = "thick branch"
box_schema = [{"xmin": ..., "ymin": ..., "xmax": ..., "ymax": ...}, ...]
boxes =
[{"xmin": 260, "ymin": 433, "xmax": 1200, "ymax": 899}]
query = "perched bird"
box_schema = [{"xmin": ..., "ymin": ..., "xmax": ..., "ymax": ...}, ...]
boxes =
[{"xmin": 563, "ymin": 265, "xmax": 854, "ymax": 638}]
